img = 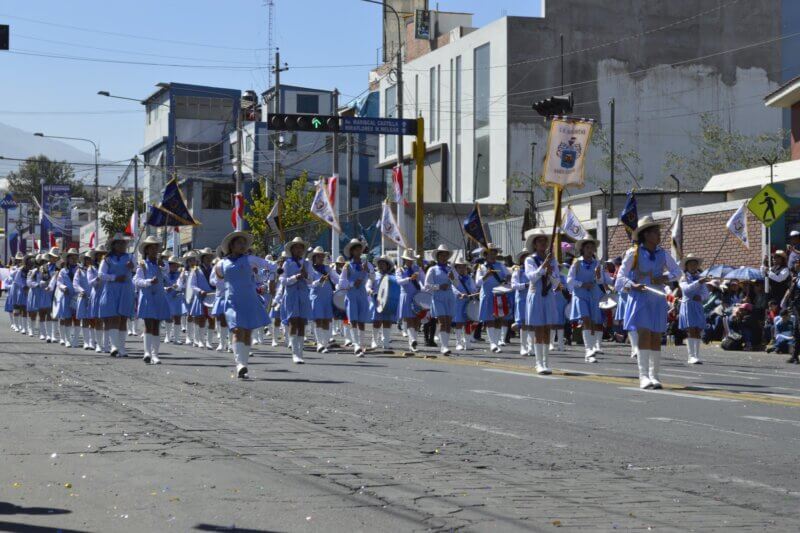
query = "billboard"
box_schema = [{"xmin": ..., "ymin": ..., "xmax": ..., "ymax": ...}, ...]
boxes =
[{"xmin": 40, "ymin": 184, "xmax": 72, "ymax": 245}]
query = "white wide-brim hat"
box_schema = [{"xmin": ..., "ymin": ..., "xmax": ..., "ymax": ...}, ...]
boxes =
[
  {"xmin": 343, "ymin": 238, "xmax": 365, "ymax": 258},
  {"xmin": 375, "ymin": 255, "xmax": 395, "ymax": 269},
  {"xmin": 220, "ymin": 231, "xmax": 253, "ymax": 256},
  {"xmin": 308, "ymin": 245, "xmax": 326, "ymax": 258},
  {"xmin": 575, "ymin": 237, "xmax": 599, "ymax": 255},
  {"xmin": 401, "ymin": 249, "xmax": 420, "ymax": 262},
  {"xmin": 432, "ymin": 244, "xmax": 452, "ymax": 261},
  {"xmin": 632, "ymin": 215, "xmax": 660, "ymax": 240},
  {"xmin": 515, "ymin": 248, "xmax": 530, "ymax": 264},
  {"xmin": 680, "ymin": 253, "xmax": 704, "ymax": 269},
  {"xmin": 284, "ymin": 236, "xmax": 309, "ymax": 255},
  {"xmin": 524, "ymin": 229, "xmax": 551, "ymax": 252},
  {"xmin": 138, "ymin": 235, "xmax": 162, "ymax": 255},
  {"xmin": 108, "ymin": 233, "xmax": 131, "ymax": 248}
]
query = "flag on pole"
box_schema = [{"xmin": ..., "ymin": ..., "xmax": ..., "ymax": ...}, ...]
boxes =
[
  {"xmin": 88, "ymin": 231, "xmax": 96, "ymax": 250},
  {"xmin": 266, "ymin": 197, "xmax": 284, "ymax": 242},
  {"xmin": 726, "ymin": 202, "xmax": 750, "ymax": 248},
  {"xmin": 671, "ymin": 208, "xmax": 683, "ymax": 258},
  {"xmin": 392, "ymin": 165, "xmax": 409, "ymax": 207},
  {"xmin": 327, "ymin": 175, "xmax": 338, "ymax": 207},
  {"xmin": 310, "ymin": 179, "xmax": 341, "ymax": 232},
  {"xmin": 619, "ymin": 190, "xmax": 638, "ymax": 234},
  {"xmin": 463, "ymin": 203, "xmax": 489, "ymax": 248},
  {"xmin": 172, "ymin": 227, "xmax": 181, "ymax": 257},
  {"xmin": 380, "ymin": 201, "xmax": 408, "ymax": 249},
  {"xmin": 124, "ymin": 209, "xmax": 139, "ymax": 237},
  {"xmin": 231, "ymin": 192, "xmax": 245, "ymax": 230},
  {"xmin": 561, "ymin": 206, "xmax": 588, "ymax": 241},
  {"xmin": 49, "ymin": 232, "xmax": 56, "ymax": 248},
  {"xmin": 146, "ymin": 178, "xmax": 200, "ymax": 227}
]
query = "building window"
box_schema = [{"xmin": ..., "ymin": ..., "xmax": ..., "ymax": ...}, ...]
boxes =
[
  {"xmin": 245, "ymin": 135, "xmax": 253, "ymax": 153},
  {"xmin": 175, "ymin": 142, "xmax": 223, "ymax": 170},
  {"xmin": 473, "ymin": 44, "xmax": 490, "ymax": 200},
  {"xmin": 174, "ymin": 95, "xmax": 234, "ymax": 121},
  {"xmin": 385, "ymin": 85, "xmax": 397, "ymax": 156},
  {"xmin": 296, "ymin": 94, "xmax": 319, "ymax": 114},
  {"xmin": 429, "ymin": 66, "xmax": 437, "ymax": 141},
  {"xmin": 455, "ymin": 55, "xmax": 462, "ymax": 202},
  {"xmin": 202, "ymin": 182, "xmax": 235, "ymax": 210}
]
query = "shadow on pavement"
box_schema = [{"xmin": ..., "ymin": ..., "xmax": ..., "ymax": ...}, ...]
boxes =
[
  {"xmin": 0, "ymin": 502, "xmax": 71, "ymax": 516},
  {"xmin": 0, "ymin": 522, "xmax": 89, "ymax": 533},
  {"xmin": 195, "ymin": 523, "xmax": 283, "ymax": 532}
]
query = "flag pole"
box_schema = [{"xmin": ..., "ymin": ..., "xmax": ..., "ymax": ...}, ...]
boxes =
[
  {"xmin": 549, "ymin": 185, "xmax": 563, "ymax": 260},
  {"xmin": 708, "ymin": 231, "xmax": 731, "ymax": 273}
]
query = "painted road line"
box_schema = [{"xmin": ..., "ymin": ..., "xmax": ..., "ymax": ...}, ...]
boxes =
[
  {"xmin": 729, "ymin": 369, "xmax": 800, "ymax": 380},
  {"xmin": 482, "ymin": 368, "xmax": 561, "ymax": 379},
  {"xmin": 444, "ymin": 420, "xmax": 527, "ymax": 440},
  {"xmin": 469, "ymin": 389, "xmax": 574, "ymax": 405},
  {"xmin": 353, "ymin": 370, "xmax": 424, "ymax": 382},
  {"xmin": 707, "ymin": 473, "xmax": 800, "ymax": 498},
  {"xmin": 648, "ymin": 417, "xmax": 767, "ymax": 439},
  {"xmin": 666, "ymin": 368, "xmax": 762, "ymax": 380},
  {"xmin": 742, "ymin": 415, "xmax": 800, "ymax": 428},
  {"xmin": 619, "ymin": 387, "xmax": 739, "ymax": 402}
]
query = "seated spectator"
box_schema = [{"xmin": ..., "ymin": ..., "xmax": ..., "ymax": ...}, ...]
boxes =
[
  {"xmin": 767, "ymin": 309, "xmax": 794, "ymax": 354},
  {"xmin": 763, "ymin": 300, "xmax": 780, "ymax": 343},
  {"xmin": 728, "ymin": 301, "xmax": 756, "ymax": 350}
]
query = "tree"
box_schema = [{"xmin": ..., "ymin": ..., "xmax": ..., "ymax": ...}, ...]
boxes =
[
  {"xmin": 664, "ymin": 113, "xmax": 790, "ymax": 189},
  {"xmin": 590, "ymin": 128, "xmax": 643, "ymax": 192},
  {"xmin": 99, "ymin": 195, "xmax": 144, "ymax": 237},
  {"xmin": 5, "ymin": 155, "xmax": 86, "ymax": 205},
  {"xmin": 245, "ymin": 172, "xmax": 323, "ymax": 254}
]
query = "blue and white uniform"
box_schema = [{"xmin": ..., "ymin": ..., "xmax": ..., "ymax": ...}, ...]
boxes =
[
  {"xmin": 87, "ymin": 264, "xmax": 102, "ymax": 319},
  {"xmin": 616, "ymin": 245, "xmax": 681, "ymax": 333},
  {"xmin": 9, "ymin": 267, "xmax": 27, "ymax": 308},
  {"xmin": 396, "ymin": 263, "xmax": 422, "ymax": 320},
  {"xmin": 453, "ymin": 272, "xmax": 477, "ymax": 324},
  {"xmin": 567, "ymin": 257, "xmax": 611, "ymax": 324},
  {"xmin": 188, "ymin": 265, "xmax": 214, "ymax": 317},
  {"xmin": 40, "ymin": 263, "xmax": 57, "ymax": 311},
  {"xmin": 423, "ymin": 263, "xmax": 456, "ymax": 319},
  {"xmin": 4, "ymin": 266, "xmax": 17, "ymax": 313},
  {"xmin": 133, "ymin": 259, "xmax": 171, "ymax": 321},
  {"xmin": 164, "ymin": 270, "xmax": 184, "ymax": 317},
  {"xmin": 475, "ymin": 261, "xmax": 510, "ymax": 322},
  {"xmin": 510, "ymin": 267, "xmax": 528, "ymax": 327},
  {"xmin": 339, "ymin": 260, "xmax": 371, "ymax": 324},
  {"xmin": 98, "ymin": 253, "xmax": 135, "ymax": 318},
  {"xmin": 524, "ymin": 254, "xmax": 560, "ymax": 327},
  {"xmin": 26, "ymin": 269, "xmax": 44, "ymax": 313},
  {"xmin": 209, "ymin": 268, "xmax": 226, "ymax": 318},
  {"xmin": 73, "ymin": 266, "xmax": 92, "ymax": 320},
  {"xmin": 219, "ymin": 254, "xmax": 271, "ymax": 331},
  {"xmin": 310, "ymin": 263, "xmax": 338, "ymax": 320},
  {"xmin": 53, "ymin": 265, "xmax": 77, "ymax": 320},
  {"xmin": 678, "ymin": 272, "xmax": 709, "ymax": 330},
  {"xmin": 281, "ymin": 257, "xmax": 312, "ymax": 321}
]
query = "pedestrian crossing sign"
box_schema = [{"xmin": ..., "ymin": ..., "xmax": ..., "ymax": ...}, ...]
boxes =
[{"xmin": 747, "ymin": 184, "xmax": 789, "ymax": 227}]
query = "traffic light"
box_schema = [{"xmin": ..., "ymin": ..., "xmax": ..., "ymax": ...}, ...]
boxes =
[
  {"xmin": 531, "ymin": 92, "xmax": 573, "ymax": 117},
  {"xmin": 268, "ymin": 113, "xmax": 339, "ymax": 132}
]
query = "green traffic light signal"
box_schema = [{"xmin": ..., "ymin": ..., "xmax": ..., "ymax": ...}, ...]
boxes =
[{"xmin": 311, "ymin": 117, "xmax": 322, "ymax": 129}]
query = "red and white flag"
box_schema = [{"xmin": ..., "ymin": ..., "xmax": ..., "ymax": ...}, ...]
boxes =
[
  {"xmin": 492, "ymin": 294, "xmax": 509, "ymax": 318},
  {"xmin": 124, "ymin": 210, "xmax": 139, "ymax": 237},
  {"xmin": 49, "ymin": 232, "xmax": 56, "ymax": 248},
  {"xmin": 327, "ymin": 175, "xmax": 338, "ymax": 207},
  {"xmin": 231, "ymin": 193, "xmax": 245, "ymax": 230},
  {"xmin": 392, "ymin": 165, "xmax": 408, "ymax": 206},
  {"xmin": 88, "ymin": 231, "xmax": 96, "ymax": 249},
  {"xmin": 310, "ymin": 179, "xmax": 341, "ymax": 232}
]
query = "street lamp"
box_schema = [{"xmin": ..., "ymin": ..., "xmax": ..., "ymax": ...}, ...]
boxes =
[{"xmin": 33, "ymin": 132, "xmax": 99, "ymax": 245}]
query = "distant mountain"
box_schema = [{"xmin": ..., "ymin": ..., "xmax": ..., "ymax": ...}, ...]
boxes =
[{"xmin": 0, "ymin": 121, "xmax": 119, "ymax": 189}]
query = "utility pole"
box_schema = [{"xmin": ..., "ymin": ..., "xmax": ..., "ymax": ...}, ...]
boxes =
[
  {"xmin": 346, "ymin": 132, "xmax": 354, "ymax": 214},
  {"xmin": 271, "ymin": 49, "xmax": 289, "ymax": 198},
  {"xmin": 133, "ymin": 156, "xmax": 138, "ymax": 236},
  {"xmin": 331, "ymin": 89, "xmax": 340, "ymax": 258},
  {"xmin": 235, "ymin": 98, "xmax": 243, "ymax": 197},
  {"xmin": 395, "ymin": 24, "xmax": 405, "ymax": 256},
  {"xmin": 609, "ymin": 98, "xmax": 615, "ymax": 217}
]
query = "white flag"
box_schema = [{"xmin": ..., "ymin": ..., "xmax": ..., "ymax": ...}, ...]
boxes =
[
  {"xmin": 561, "ymin": 206, "xmax": 587, "ymax": 241},
  {"xmin": 671, "ymin": 208, "xmax": 682, "ymax": 258},
  {"xmin": 726, "ymin": 203, "xmax": 749, "ymax": 249},
  {"xmin": 380, "ymin": 201, "xmax": 408, "ymax": 249},
  {"xmin": 310, "ymin": 180, "xmax": 341, "ymax": 233}
]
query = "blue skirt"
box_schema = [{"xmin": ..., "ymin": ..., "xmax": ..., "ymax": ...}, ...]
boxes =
[
  {"xmin": 283, "ymin": 284, "xmax": 311, "ymax": 320},
  {"xmin": 569, "ymin": 288, "xmax": 602, "ymax": 324},
  {"xmin": 137, "ymin": 287, "xmax": 171, "ymax": 321},
  {"xmin": 345, "ymin": 287, "xmax": 370, "ymax": 323},
  {"xmin": 9, "ymin": 284, "xmax": 24, "ymax": 308},
  {"xmin": 52, "ymin": 293, "xmax": 74, "ymax": 320},
  {"xmin": 397, "ymin": 289, "xmax": 418, "ymax": 320},
  {"xmin": 4, "ymin": 292, "xmax": 13, "ymax": 312},
  {"xmin": 210, "ymin": 294, "xmax": 226, "ymax": 317},
  {"xmin": 188, "ymin": 295, "xmax": 207, "ymax": 317},
  {"xmin": 678, "ymin": 299, "xmax": 704, "ymax": 329},
  {"xmin": 166, "ymin": 290, "xmax": 184, "ymax": 317},
  {"xmin": 623, "ymin": 289, "xmax": 668, "ymax": 333},
  {"xmin": 614, "ymin": 292, "xmax": 628, "ymax": 322},
  {"xmin": 89, "ymin": 288, "xmax": 102, "ymax": 319},
  {"xmin": 310, "ymin": 286, "xmax": 334, "ymax": 320},
  {"xmin": 27, "ymin": 286, "xmax": 43, "ymax": 312},
  {"xmin": 429, "ymin": 291, "xmax": 455, "ymax": 319},
  {"xmin": 454, "ymin": 296, "xmax": 469, "ymax": 323},
  {"xmin": 75, "ymin": 294, "xmax": 92, "ymax": 320},
  {"xmin": 554, "ymin": 291, "xmax": 567, "ymax": 325},
  {"xmin": 526, "ymin": 290, "xmax": 559, "ymax": 327},
  {"xmin": 224, "ymin": 292, "xmax": 269, "ymax": 331},
  {"xmin": 514, "ymin": 291, "xmax": 527, "ymax": 326},
  {"xmin": 98, "ymin": 281, "xmax": 135, "ymax": 318}
]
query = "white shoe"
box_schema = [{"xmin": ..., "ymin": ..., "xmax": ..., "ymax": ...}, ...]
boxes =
[
  {"xmin": 216, "ymin": 343, "xmax": 225, "ymax": 352},
  {"xmin": 455, "ymin": 344, "xmax": 465, "ymax": 351},
  {"xmin": 489, "ymin": 343, "xmax": 498, "ymax": 353},
  {"xmin": 271, "ymin": 339, "xmax": 279, "ymax": 347},
  {"xmin": 370, "ymin": 340, "xmax": 378, "ymax": 349},
  {"xmin": 150, "ymin": 354, "xmax": 161, "ymax": 365},
  {"xmin": 688, "ymin": 356, "xmax": 701, "ymax": 365},
  {"xmin": 535, "ymin": 363, "xmax": 545, "ymax": 374},
  {"xmin": 252, "ymin": 338, "xmax": 260, "ymax": 345},
  {"xmin": 204, "ymin": 341, "xmax": 213, "ymax": 350},
  {"xmin": 640, "ymin": 377, "xmax": 653, "ymax": 390},
  {"xmin": 548, "ymin": 343, "xmax": 555, "ymax": 351},
  {"xmin": 292, "ymin": 354, "xmax": 305, "ymax": 364},
  {"xmin": 39, "ymin": 334, "xmax": 46, "ymax": 341},
  {"xmin": 236, "ymin": 364, "xmax": 249, "ymax": 379},
  {"xmin": 95, "ymin": 345, "xmax": 102, "ymax": 353},
  {"xmin": 650, "ymin": 378, "xmax": 663, "ymax": 389},
  {"xmin": 586, "ymin": 355, "xmax": 597, "ymax": 363},
  {"xmin": 498, "ymin": 340, "xmax": 506, "ymax": 347}
]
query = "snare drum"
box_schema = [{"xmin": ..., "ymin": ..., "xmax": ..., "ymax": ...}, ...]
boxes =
[
  {"xmin": 333, "ymin": 289, "xmax": 348, "ymax": 311},
  {"xmin": 376, "ymin": 275, "xmax": 400, "ymax": 315},
  {"xmin": 412, "ymin": 291, "xmax": 433, "ymax": 311},
  {"xmin": 598, "ymin": 293, "xmax": 618, "ymax": 310},
  {"xmin": 202, "ymin": 292, "xmax": 217, "ymax": 308},
  {"xmin": 492, "ymin": 285, "xmax": 513, "ymax": 296},
  {"xmin": 465, "ymin": 299, "xmax": 480, "ymax": 322}
]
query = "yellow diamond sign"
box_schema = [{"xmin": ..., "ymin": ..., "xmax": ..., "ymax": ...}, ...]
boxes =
[{"xmin": 747, "ymin": 184, "xmax": 789, "ymax": 227}]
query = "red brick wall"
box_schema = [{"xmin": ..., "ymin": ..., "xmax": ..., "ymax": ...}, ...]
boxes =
[{"xmin": 607, "ymin": 209, "xmax": 763, "ymax": 267}]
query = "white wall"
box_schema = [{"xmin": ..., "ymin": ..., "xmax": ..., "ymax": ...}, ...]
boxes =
[{"xmin": 143, "ymin": 91, "xmax": 170, "ymax": 146}]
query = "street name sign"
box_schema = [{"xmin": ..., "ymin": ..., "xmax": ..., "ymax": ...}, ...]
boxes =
[{"xmin": 339, "ymin": 117, "xmax": 417, "ymax": 136}]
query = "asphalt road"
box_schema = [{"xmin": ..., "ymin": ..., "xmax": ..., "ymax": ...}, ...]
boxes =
[{"xmin": 2, "ymin": 323, "xmax": 800, "ymax": 532}]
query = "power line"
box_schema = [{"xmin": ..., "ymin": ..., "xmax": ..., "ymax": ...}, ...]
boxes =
[{"xmin": 8, "ymin": 49, "xmax": 265, "ymax": 70}]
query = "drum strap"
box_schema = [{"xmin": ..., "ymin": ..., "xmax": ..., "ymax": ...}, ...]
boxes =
[
  {"xmin": 405, "ymin": 267, "xmax": 421, "ymax": 291},
  {"xmin": 487, "ymin": 263, "xmax": 504, "ymax": 285},
  {"xmin": 532, "ymin": 256, "xmax": 550, "ymax": 296}
]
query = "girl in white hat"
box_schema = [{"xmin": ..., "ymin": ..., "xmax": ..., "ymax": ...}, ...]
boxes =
[
  {"xmin": 567, "ymin": 238, "xmax": 613, "ymax": 363},
  {"xmin": 368, "ymin": 256, "xmax": 396, "ymax": 351},
  {"xmin": 53, "ymin": 249, "xmax": 80, "ymax": 347},
  {"xmin": 88, "ymin": 246, "xmax": 108, "ymax": 352},
  {"xmin": 475, "ymin": 244, "xmax": 511, "ymax": 353},
  {"xmin": 615, "ymin": 216, "xmax": 682, "ymax": 389},
  {"xmin": 74, "ymin": 252, "xmax": 95, "ymax": 350},
  {"xmin": 180, "ymin": 252, "xmax": 198, "ymax": 345},
  {"xmin": 452, "ymin": 258, "xmax": 477, "ymax": 351},
  {"xmin": 523, "ymin": 231, "xmax": 560, "ymax": 374},
  {"xmin": 678, "ymin": 254, "xmax": 709, "ymax": 365},
  {"xmin": 188, "ymin": 248, "xmax": 216, "ymax": 349},
  {"xmin": 97, "ymin": 234, "xmax": 136, "ymax": 357},
  {"xmin": 281, "ymin": 237, "xmax": 312, "ymax": 364},
  {"xmin": 396, "ymin": 249, "xmax": 423, "ymax": 352},
  {"xmin": 511, "ymin": 250, "xmax": 531, "ymax": 356},
  {"xmin": 424, "ymin": 246, "xmax": 457, "ymax": 355},
  {"xmin": 162, "ymin": 256, "xmax": 185, "ymax": 345},
  {"xmin": 309, "ymin": 246, "xmax": 339, "ymax": 353},
  {"xmin": 338, "ymin": 239, "xmax": 371, "ymax": 356},
  {"xmin": 133, "ymin": 236, "xmax": 171, "ymax": 364}
]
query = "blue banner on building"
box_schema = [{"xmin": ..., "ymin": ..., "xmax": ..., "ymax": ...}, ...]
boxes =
[{"xmin": 40, "ymin": 184, "xmax": 71, "ymax": 244}]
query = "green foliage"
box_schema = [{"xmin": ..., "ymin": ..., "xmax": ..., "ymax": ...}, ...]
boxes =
[
  {"xmin": 99, "ymin": 195, "xmax": 144, "ymax": 236},
  {"xmin": 591, "ymin": 129, "xmax": 643, "ymax": 191},
  {"xmin": 6, "ymin": 155, "xmax": 86, "ymax": 205},
  {"xmin": 663, "ymin": 113, "xmax": 790, "ymax": 189},
  {"xmin": 244, "ymin": 171, "xmax": 323, "ymax": 254}
]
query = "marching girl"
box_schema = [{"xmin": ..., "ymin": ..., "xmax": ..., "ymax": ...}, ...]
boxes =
[
  {"xmin": 511, "ymin": 250, "xmax": 530, "ymax": 356},
  {"xmin": 25, "ymin": 255, "xmax": 45, "ymax": 338},
  {"xmin": 10, "ymin": 253, "xmax": 31, "ymax": 334},
  {"xmin": 53, "ymin": 249, "xmax": 79, "ymax": 348},
  {"xmin": 615, "ymin": 215, "xmax": 682, "ymax": 389},
  {"xmin": 214, "ymin": 231, "xmax": 271, "ymax": 379},
  {"xmin": 475, "ymin": 244, "xmax": 510, "ymax": 353},
  {"xmin": 281, "ymin": 236, "xmax": 312, "ymax": 364},
  {"xmin": 524, "ymin": 229, "xmax": 560, "ymax": 375},
  {"xmin": 73, "ymin": 252, "xmax": 95, "ymax": 350},
  {"xmin": 423, "ymin": 245, "xmax": 457, "ymax": 356},
  {"xmin": 134, "ymin": 236, "xmax": 171, "ymax": 364},
  {"xmin": 41, "ymin": 248, "xmax": 59, "ymax": 341},
  {"xmin": 567, "ymin": 238, "xmax": 612, "ymax": 363},
  {"xmin": 163, "ymin": 256, "xmax": 184, "ymax": 344},
  {"xmin": 551, "ymin": 265, "xmax": 569, "ymax": 352},
  {"xmin": 338, "ymin": 238, "xmax": 371, "ymax": 356},
  {"xmin": 501, "ymin": 255, "xmax": 516, "ymax": 346},
  {"xmin": 188, "ymin": 248, "xmax": 216, "ymax": 349},
  {"xmin": 209, "ymin": 257, "xmax": 231, "ymax": 352},
  {"xmin": 331, "ymin": 255, "xmax": 347, "ymax": 340},
  {"xmin": 98, "ymin": 233, "xmax": 136, "ymax": 358},
  {"xmin": 309, "ymin": 246, "xmax": 338, "ymax": 353},
  {"xmin": 268, "ymin": 253, "xmax": 286, "ymax": 347},
  {"xmin": 368, "ymin": 256, "xmax": 396, "ymax": 351},
  {"xmin": 180, "ymin": 252, "xmax": 198, "ymax": 345},
  {"xmin": 88, "ymin": 246, "xmax": 108, "ymax": 353},
  {"xmin": 452, "ymin": 258, "xmax": 477, "ymax": 351},
  {"xmin": 4, "ymin": 257, "xmax": 18, "ymax": 331},
  {"xmin": 396, "ymin": 249, "xmax": 423, "ymax": 352},
  {"xmin": 678, "ymin": 253, "xmax": 709, "ymax": 366}
]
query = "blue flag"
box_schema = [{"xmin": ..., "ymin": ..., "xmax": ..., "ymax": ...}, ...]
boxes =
[
  {"xmin": 146, "ymin": 178, "xmax": 200, "ymax": 227},
  {"xmin": 619, "ymin": 191, "xmax": 638, "ymax": 234},
  {"xmin": 463, "ymin": 203, "xmax": 489, "ymax": 248}
]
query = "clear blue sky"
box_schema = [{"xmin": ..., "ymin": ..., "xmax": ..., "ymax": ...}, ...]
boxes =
[{"xmin": 0, "ymin": 0, "xmax": 541, "ymax": 162}]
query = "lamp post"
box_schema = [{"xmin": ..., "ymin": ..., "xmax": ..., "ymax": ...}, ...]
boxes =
[{"xmin": 34, "ymin": 132, "xmax": 99, "ymax": 245}]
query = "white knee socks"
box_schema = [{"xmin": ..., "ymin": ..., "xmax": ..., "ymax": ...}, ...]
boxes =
[{"xmin": 629, "ymin": 330, "xmax": 639, "ymax": 358}]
